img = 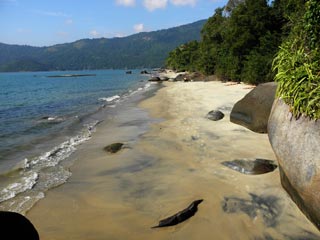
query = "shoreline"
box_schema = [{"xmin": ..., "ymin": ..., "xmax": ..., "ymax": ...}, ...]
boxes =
[
  {"xmin": 27, "ymin": 78, "xmax": 319, "ymax": 239},
  {"xmin": 0, "ymin": 70, "xmax": 154, "ymax": 215}
]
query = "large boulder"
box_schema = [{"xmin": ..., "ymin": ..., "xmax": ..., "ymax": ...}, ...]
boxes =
[
  {"xmin": 174, "ymin": 72, "xmax": 206, "ymax": 82},
  {"xmin": 268, "ymin": 98, "xmax": 320, "ymax": 229},
  {"xmin": 174, "ymin": 74, "xmax": 190, "ymax": 82},
  {"xmin": 0, "ymin": 211, "xmax": 39, "ymax": 239},
  {"xmin": 188, "ymin": 72, "xmax": 206, "ymax": 81},
  {"xmin": 230, "ymin": 82, "xmax": 277, "ymax": 133}
]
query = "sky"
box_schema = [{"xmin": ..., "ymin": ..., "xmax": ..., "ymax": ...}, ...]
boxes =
[{"xmin": 0, "ymin": 0, "xmax": 228, "ymax": 47}]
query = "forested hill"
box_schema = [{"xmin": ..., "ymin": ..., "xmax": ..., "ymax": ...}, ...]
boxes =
[
  {"xmin": 166, "ymin": 0, "xmax": 308, "ymax": 85},
  {"xmin": 0, "ymin": 19, "xmax": 206, "ymax": 72}
]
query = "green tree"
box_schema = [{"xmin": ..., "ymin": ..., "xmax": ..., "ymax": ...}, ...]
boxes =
[
  {"xmin": 199, "ymin": 8, "xmax": 226, "ymax": 75},
  {"xmin": 166, "ymin": 41, "xmax": 200, "ymax": 71}
]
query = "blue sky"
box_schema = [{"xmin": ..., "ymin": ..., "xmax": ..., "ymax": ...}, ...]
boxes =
[{"xmin": 0, "ymin": 0, "xmax": 228, "ymax": 47}]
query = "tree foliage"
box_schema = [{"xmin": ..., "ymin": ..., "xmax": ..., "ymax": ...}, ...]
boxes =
[
  {"xmin": 166, "ymin": 41, "xmax": 200, "ymax": 71},
  {"xmin": 166, "ymin": 0, "xmax": 305, "ymax": 85},
  {"xmin": 273, "ymin": 0, "xmax": 320, "ymax": 119}
]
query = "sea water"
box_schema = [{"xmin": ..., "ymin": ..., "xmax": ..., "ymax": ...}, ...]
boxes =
[{"xmin": 0, "ymin": 69, "xmax": 155, "ymax": 213}]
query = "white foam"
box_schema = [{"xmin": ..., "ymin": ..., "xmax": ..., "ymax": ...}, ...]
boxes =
[
  {"xmin": 0, "ymin": 126, "xmax": 93, "ymax": 206},
  {"xmin": 0, "ymin": 171, "xmax": 38, "ymax": 203},
  {"xmin": 29, "ymin": 130, "xmax": 91, "ymax": 168},
  {"xmin": 99, "ymin": 95, "xmax": 120, "ymax": 102}
]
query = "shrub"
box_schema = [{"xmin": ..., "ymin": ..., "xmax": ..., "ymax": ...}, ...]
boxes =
[{"xmin": 272, "ymin": 0, "xmax": 320, "ymax": 119}]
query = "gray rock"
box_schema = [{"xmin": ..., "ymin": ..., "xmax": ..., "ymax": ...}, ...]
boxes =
[
  {"xmin": 268, "ymin": 98, "xmax": 320, "ymax": 230},
  {"xmin": 230, "ymin": 82, "xmax": 277, "ymax": 133},
  {"xmin": 104, "ymin": 143, "xmax": 124, "ymax": 153},
  {"xmin": 148, "ymin": 77, "xmax": 161, "ymax": 82},
  {"xmin": 160, "ymin": 76, "xmax": 169, "ymax": 81},
  {"xmin": 174, "ymin": 74, "xmax": 190, "ymax": 82},
  {"xmin": 206, "ymin": 110, "xmax": 224, "ymax": 121},
  {"xmin": 188, "ymin": 72, "xmax": 206, "ymax": 81},
  {"xmin": 174, "ymin": 72, "xmax": 206, "ymax": 82},
  {"xmin": 222, "ymin": 158, "xmax": 277, "ymax": 175}
]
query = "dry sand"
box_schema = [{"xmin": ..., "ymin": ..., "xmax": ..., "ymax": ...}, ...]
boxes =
[{"xmin": 27, "ymin": 80, "xmax": 320, "ymax": 239}]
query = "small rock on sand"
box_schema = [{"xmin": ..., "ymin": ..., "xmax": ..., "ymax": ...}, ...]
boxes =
[{"xmin": 104, "ymin": 143, "xmax": 124, "ymax": 153}]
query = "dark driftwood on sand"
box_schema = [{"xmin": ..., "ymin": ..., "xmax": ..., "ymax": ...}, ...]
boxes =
[{"xmin": 152, "ymin": 199, "xmax": 203, "ymax": 228}]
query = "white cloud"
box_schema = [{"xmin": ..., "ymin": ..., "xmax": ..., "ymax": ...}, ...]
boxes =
[
  {"xmin": 34, "ymin": 10, "xmax": 71, "ymax": 18},
  {"xmin": 143, "ymin": 0, "xmax": 167, "ymax": 11},
  {"xmin": 65, "ymin": 19, "xmax": 73, "ymax": 25},
  {"xmin": 134, "ymin": 23, "xmax": 144, "ymax": 33},
  {"xmin": 170, "ymin": 0, "xmax": 196, "ymax": 6},
  {"xmin": 89, "ymin": 30, "xmax": 100, "ymax": 37},
  {"xmin": 116, "ymin": 0, "xmax": 135, "ymax": 7}
]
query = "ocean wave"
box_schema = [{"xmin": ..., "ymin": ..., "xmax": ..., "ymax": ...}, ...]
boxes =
[
  {"xmin": 38, "ymin": 116, "xmax": 65, "ymax": 124},
  {"xmin": 0, "ymin": 171, "xmax": 38, "ymax": 203},
  {"xmin": 99, "ymin": 95, "xmax": 120, "ymax": 103},
  {"xmin": 0, "ymin": 119, "xmax": 99, "ymax": 212},
  {"xmin": 29, "ymin": 130, "xmax": 92, "ymax": 169},
  {"xmin": 123, "ymin": 82, "xmax": 155, "ymax": 99}
]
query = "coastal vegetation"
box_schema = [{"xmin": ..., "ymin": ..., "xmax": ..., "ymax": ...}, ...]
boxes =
[
  {"xmin": 273, "ymin": 0, "xmax": 320, "ymax": 119},
  {"xmin": 166, "ymin": 0, "xmax": 306, "ymax": 85}
]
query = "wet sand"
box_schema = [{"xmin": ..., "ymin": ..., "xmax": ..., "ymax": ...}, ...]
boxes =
[{"xmin": 27, "ymin": 81, "xmax": 320, "ymax": 239}]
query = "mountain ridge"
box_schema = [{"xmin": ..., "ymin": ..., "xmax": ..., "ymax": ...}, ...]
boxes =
[{"xmin": 0, "ymin": 19, "xmax": 206, "ymax": 72}]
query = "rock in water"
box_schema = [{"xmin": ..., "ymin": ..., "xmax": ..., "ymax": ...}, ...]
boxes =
[
  {"xmin": 221, "ymin": 159, "xmax": 277, "ymax": 175},
  {"xmin": 104, "ymin": 143, "xmax": 124, "ymax": 153},
  {"xmin": 0, "ymin": 211, "xmax": 39, "ymax": 240},
  {"xmin": 230, "ymin": 82, "xmax": 277, "ymax": 133},
  {"xmin": 152, "ymin": 199, "xmax": 203, "ymax": 228},
  {"xmin": 206, "ymin": 110, "xmax": 224, "ymax": 121}
]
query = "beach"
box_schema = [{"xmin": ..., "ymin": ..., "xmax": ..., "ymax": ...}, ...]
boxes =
[{"xmin": 27, "ymin": 79, "xmax": 320, "ymax": 239}]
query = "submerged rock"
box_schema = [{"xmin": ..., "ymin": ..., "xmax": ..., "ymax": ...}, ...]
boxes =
[
  {"xmin": 152, "ymin": 199, "xmax": 203, "ymax": 228},
  {"xmin": 230, "ymin": 82, "xmax": 277, "ymax": 133},
  {"xmin": 268, "ymin": 98, "xmax": 320, "ymax": 230},
  {"xmin": 206, "ymin": 110, "xmax": 225, "ymax": 121},
  {"xmin": 222, "ymin": 193, "xmax": 281, "ymax": 227},
  {"xmin": 0, "ymin": 211, "xmax": 39, "ymax": 240},
  {"xmin": 104, "ymin": 143, "xmax": 124, "ymax": 153},
  {"xmin": 221, "ymin": 158, "xmax": 277, "ymax": 175}
]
